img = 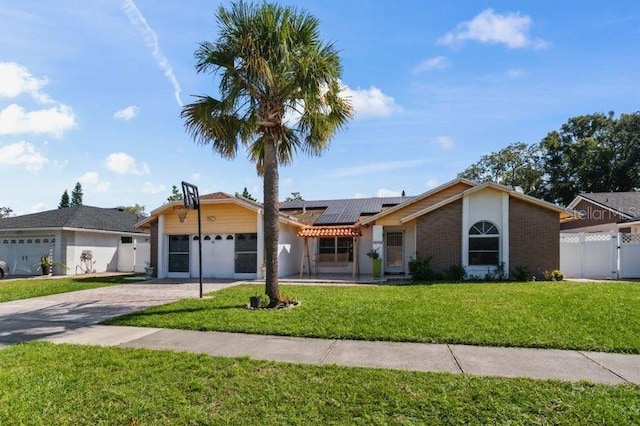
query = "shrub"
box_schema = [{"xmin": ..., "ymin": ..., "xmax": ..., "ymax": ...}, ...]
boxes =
[
  {"xmin": 484, "ymin": 262, "xmax": 508, "ymax": 281},
  {"xmin": 511, "ymin": 265, "xmax": 531, "ymax": 281},
  {"xmin": 553, "ymin": 270, "xmax": 565, "ymax": 281},
  {"xmin": 408, "ymin": 255, "xmax": 438, "ymax": 281},
  {"xmin": 446, "ymin": 264, "xmax": 466, "ymax": 281}
]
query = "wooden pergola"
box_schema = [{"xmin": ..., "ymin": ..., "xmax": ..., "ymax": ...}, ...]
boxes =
[{"xmin": 297, "ymin": 225, "xmax": 362, "ymax": 277}]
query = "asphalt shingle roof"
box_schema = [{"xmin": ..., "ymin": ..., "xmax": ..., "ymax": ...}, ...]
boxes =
[
  {"xmin": 0, "ymin": 205, "xmax": 144, "ymax": 233},
  {"xmin": 280, "ymin": 196, "xmax": 412, "ymax": 225},
  {"xmin": 580, "ymin": 192, "xmax": 640, "ymax": 218}
]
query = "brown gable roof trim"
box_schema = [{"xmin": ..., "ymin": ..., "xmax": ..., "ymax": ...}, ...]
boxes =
[{"xmin": 297, "ymin": 226, "xmax": 362, "ymax": 238}]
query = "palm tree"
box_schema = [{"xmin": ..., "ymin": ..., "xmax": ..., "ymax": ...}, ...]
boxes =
[{"xmin": 181, "ymin": 1, "xmax": 352, "ymax": 307}]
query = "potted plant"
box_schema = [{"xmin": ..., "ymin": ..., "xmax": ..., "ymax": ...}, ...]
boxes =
[
  {"xmin": 249, "ymin": 293, "xmax": 263, "ymax": 309},
  {"xmin": 367, "ymin": 249, "xmax": 382, "ymax": 278},
  {"xmin": 39, "ymin": 255, "xmax": 53, "ymax": 275},
  {"xmin": 144, "ymin": 261, "xmax": 155, "ymax": 278}
]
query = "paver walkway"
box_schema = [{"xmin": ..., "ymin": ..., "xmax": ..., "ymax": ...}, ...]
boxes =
[{"xmin": 1, "ymin": 281, "xmax": 639, "ymax": 386}]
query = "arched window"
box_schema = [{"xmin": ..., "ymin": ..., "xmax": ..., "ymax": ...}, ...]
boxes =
[{"xmin": 469, "ymin": 221, "xmax": 499, "ymax": 266}]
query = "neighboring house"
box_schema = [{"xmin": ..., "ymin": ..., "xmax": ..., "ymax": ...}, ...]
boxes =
[
  {"xmin": 136, "ymin": 192, "xmax": 304, "ymax": 279},
  {"xmin": 143, "ymin": 179, "xmax": 573, "ymax": 280},
  {"xmin": 562, "ymin": 192, "xmax": 640, "ymax": 233},
  {"xmin": 0, "ymin": 206, "xmax": 149, "ymax": 276},
  {"xmin": 284, "ymin": 178, "xmax": 574, "ymax": 279}
]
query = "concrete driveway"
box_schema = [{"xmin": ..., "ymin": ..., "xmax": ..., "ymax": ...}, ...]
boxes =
[{"xmin": 0, "ymin": 282, "xmax": 238, "ymax": 347}]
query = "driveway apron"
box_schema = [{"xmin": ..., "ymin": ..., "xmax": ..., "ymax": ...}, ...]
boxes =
[{"xmin": 0, "ymin": 282, "xmax": 237, "ymax": 346}]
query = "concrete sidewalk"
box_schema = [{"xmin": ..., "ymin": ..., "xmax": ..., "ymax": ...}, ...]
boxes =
[
  {"xmin": 44, "ymin": 325, "xmax": 640, "ymax": 386},
  {"xmin": 1, "ymin": 281, "xmax": 639, "ymax": 386}
]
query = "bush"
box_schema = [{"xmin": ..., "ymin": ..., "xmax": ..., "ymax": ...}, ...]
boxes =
[
  {"xmin": 541, "ymin": 270, "xmax": 564, "ymax": 281},
  {"xmin": 511, "ymin": 265, "xmax": 531, "ymax": 281},
  {"xmin": 408, "ymin": 255, "xmax": 439, "ymax": 281},
  {"xmin": 446, "ymin": 264, "xmax": 466, "ymax": 281}
]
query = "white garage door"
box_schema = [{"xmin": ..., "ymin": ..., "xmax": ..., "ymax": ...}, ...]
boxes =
[
  {"xmin": 0, "ymin": 236, "xmax": 55, "ymax": 275},
  {"xmin": 191, "ymin": 234, "xmax": 235, "ymax": 278}
]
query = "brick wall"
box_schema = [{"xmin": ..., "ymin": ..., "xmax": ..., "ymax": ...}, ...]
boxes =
[
  {"xmin": 415, "ymin": 199, "xmax": 462, "ymax": 273},
  {"xmin": 509, "ymin": 197, "xmax": 559, "ymax": 278}
]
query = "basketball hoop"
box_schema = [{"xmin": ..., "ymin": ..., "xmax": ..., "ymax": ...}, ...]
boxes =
[{"xmin": 173, "ymin": 205, "xmax": 188, "ymax": 223}]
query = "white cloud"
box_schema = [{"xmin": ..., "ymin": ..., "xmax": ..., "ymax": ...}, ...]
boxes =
[
  {"xmin": 505, "ymin": 68, "xmax": 526, "ymax": 78},
  {"xmin": 122, "ymin": 0, "xmax": 183, "ymax": 106},
  {"xmin": 282, "ymin": 177, "xmax": 293, "ymax": 186},
  {"xmin": 426, "ymin": 179, "xmax": 439, "ymax": 188},
  {"xmin": 353, "ymin": 193, "xmax": 367, "ymax": 199},
  {"xmin": 0, "ymin": 103, "xmax": 76, "ymax": 138},
  {"xmin": 376, "ymin": 188, "xmax": 401, "ymax": 197},
  {"xmin": 433, "ymin": 135, "xmax": 454, "ymax": 150},
  {"xmin": 113, "ymin": 105, "xmax": 140, "ymax": 121},
  {"xmin": 413, "ymin": 56, "xmax": 451, "ymax": 74},
  {"xmin": 340, "ymin": 85, "xmax": 398, "ymax": 119},
  {"xmin": 30, "ymin": 202, "xmax": 48, "ymax": 213},
  {"xmin": 334, "ymin": 160, "xmax": 425, "ymax": 177},
  {"xmin": 0, "ymin": 62, "xmax": 50, "ymax": 103},
  {"xmin": 141, "ymin": 182, "xmax": 165, "ymax": 194},
  {"xmin": 190, "ymin": 173, "xmax": 201, "ymax": 183},
  {"xmin": 438, "ymin": 9, "xmax": 548, "ymax": 49},
  {"xmin": 105, "ymin": 152, "xmax": 150, "ymax": 175},
  {"xmin": 78, "ymin": 171, "xmax": 111, "ymax": 193},
  {"xmin": 0, "ymin": 141, "xmax": 48, "ymax": 170}
]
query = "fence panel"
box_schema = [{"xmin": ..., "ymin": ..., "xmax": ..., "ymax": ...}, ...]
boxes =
[
  {"xmin": 117, "ymin": 240, "xmax": 150, "ymax": 273},
  {"xmin": 620, "ymin": 233, "xmax": 640, "ymax": 278},
  {"xmin": 560, "ymin": 232, "xmax": 617, "ymax": 279}
]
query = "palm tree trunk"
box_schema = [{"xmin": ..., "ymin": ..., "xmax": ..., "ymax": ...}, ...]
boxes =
[{"xmin": 263, "ymin": 138, "xmax": 280, "ymax": 307}]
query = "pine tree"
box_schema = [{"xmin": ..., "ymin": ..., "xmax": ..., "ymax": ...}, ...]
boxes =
[
  {"xmin": 167, "ymin": 185, "xmax": 183, "ymax": 202},
  {"xmin": 59, "ymin": 190, "xmax": 70, "ymax": 209},
  {"xmin": 236, "ymin": 187, "xmax": 257, "ymax": 201},
  {"xmin": 71, "ymin": 182, "xmax": 83, "ymax": 206}
]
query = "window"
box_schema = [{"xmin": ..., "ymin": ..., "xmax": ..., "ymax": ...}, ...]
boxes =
[
  {"xmin": 168, "ymin": 235, "xmax": 190, "ymax": 273},
  {"xmin": 318, "ymin": 237, "xmax": 353, "ymax": 263},
  {"xmin": 121, "ymin": 236, "xmax": 133, "ymax": 243},
  {"xmin": 235, "ymin": 233, "xmax": 257, "ymax": 273},
  {"xmin": 469, "ymin": 221, "xmax": 499, "ymax": 266}
]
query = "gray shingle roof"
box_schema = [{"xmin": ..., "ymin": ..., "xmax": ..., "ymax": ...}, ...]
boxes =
[
  {"xmin": 580, "ymin": 192, "xmax": 640, "ymax": 218},
  {"xmin": 280, "ymin": 196, "xmax": 411, "ymax": 225},
  {"xmin": 0, "ymin": 205, "xmax": 144, "ymax": 233}
]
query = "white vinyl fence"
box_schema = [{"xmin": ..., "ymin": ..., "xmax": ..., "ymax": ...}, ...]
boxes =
[
  {"xmin": 117, "ymin": 240, "xmax": 150, "ymax": 273},
  {"xmin": 560, "ymin": 231, "xmax": 640, "ymax": 279}
]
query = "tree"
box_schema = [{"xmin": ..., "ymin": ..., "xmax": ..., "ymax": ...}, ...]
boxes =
[
  {"xmin": 118, "ymin": 204, "xmax": 148, "ymax": 218},
  {"xmin": 285, "ymin": 192, "xmax": 304, "ymax": 202},
  {"xmin": 235, "ymin": 187, "xmax": 257, "ymax": 201},
  {"xmin": 181, "ymin": 1, "xmax": 352, "ymax": 307},
  {"xmin": 167, "ymin": 185, "xmax": 183, "ymax": 202},
  {"xmin": 58, "ymin": 190, "xmax": 70, "ymax": 209},
  {"xmin": 0, "ymin": 207, "xmax": 13, "ymax": 218},
  {"xmin": 458, "ymin": 142, "xmax": 544, "ymax": 197},
  {"xmin": 71, "ymin": 182, "xmax": 83, "ymax": 206}
]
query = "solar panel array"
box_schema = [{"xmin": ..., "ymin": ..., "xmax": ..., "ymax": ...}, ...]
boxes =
[{"xmin": 280, "ymin": 197, "xmax": 411, "ymax": 225}]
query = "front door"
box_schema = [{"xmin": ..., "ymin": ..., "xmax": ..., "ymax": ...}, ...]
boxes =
[{"xmin": 385, "ymin": 231, "xmax": 404, "ymax": 274}]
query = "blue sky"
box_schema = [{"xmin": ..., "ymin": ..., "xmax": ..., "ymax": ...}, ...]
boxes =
[{"xmin": 1, "ymin": 1, "xmax": 639, "ymax": 215}]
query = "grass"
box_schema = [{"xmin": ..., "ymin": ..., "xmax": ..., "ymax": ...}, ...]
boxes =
[
  {"xmin": 0, "ymin": 275, "xmax": 134, "ymax": 302},
  {"xmin": 108, "ymin": 281, "xmax": 640, "ymax": 353},
  {"xmin": 0, "ymin": 342, "xmax": 638, "ymax": 425}
]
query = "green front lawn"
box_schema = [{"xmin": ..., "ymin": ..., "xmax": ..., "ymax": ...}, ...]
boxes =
[
  {"xmin": 0, "ymin": 343, "xmax": 638, "ymax": 425},
  {"xmin": 108, "ymin": 282, "xmax": 640, "ymax": 353},
  {"xmin": 0, "ymin": 275, "xmax": 133, "ymax": 302}
]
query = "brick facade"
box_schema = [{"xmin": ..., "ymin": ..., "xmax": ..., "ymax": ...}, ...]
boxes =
[
  {"xmin": 509, "ymin": 197, "xmax": 559, "ymax": 278},
  {"xmin": 415, "ymin": 199, "xmax": 462, "ymax": 273}
]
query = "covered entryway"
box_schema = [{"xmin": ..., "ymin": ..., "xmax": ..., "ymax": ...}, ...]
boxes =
[
  {"xmin": 0, "ymin": 236, "xmax": 55, "ymax": 275},
  {"xmin": 384, "ymin": 231, "xmax": 404, "ymax": 274}
]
